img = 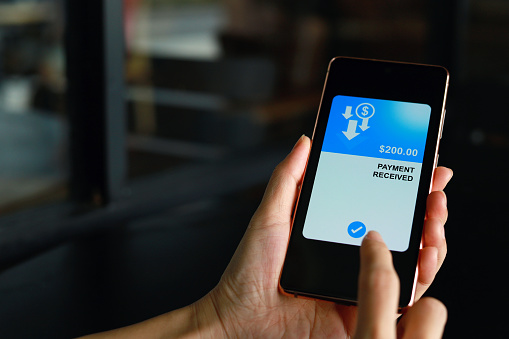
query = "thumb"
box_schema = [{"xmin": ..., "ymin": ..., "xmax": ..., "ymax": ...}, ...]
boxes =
[
  {"xmin": 251, "ymin": 135, "xmax": 311, "ymax": 232},
  {"xmin": 219, "ymin": 135, "xmax": 310, "ymax": 288}
]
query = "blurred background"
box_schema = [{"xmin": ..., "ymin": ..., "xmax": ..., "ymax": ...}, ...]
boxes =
[{"xmin": 0, "ymin": 0, "xmax": 506, "ymax": 337}]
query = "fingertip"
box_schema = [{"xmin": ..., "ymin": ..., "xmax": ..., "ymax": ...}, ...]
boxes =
[
  {"xmin": 437, "ymin": 166, "xmax": 453, "ymax": 178},
  {"xmin": 359, "ymin": 231, "xmax": 394, "ymax": 279},
  {"xmin": 273, "ymin": 135, "xmax": 310, "ymax": 179},
  {"xmin": 292, "ymin": 134, "xmax": 310, "ymax": 151},
  {"xmin": 360, "ymin": 231, "xmax": 390, "ymax": 266},
  {"xmin": 432, "ymin": 167, "xmax": 453, "ymax": 191},
  {"xmin": 360, "ymin": 231, "xmax": 388, "ymax": 262},
  {"xmin": 422, "ymin": 297, "xmax": 448, "ymax": 320},
  {"xmin": 412, "ymin": 297, "xmax": 448, "ymax": 325},
  {"xmin": 398, "ymin": 297, "xmax": 447, "ymax": 338},
  {"xmin": 286, "ymin": 135, "xmax": 311, "ymax": 170},
  {"xmin": 291, "ymin": 135, "xmax": 304, "ymax": 152},
  {"xmin": 446, "ymin": 167, "xmax": 453, "ymax": 180},
  {"xmin": 363, "ymin": 230, "xmax": 384, "ymax": 243}
]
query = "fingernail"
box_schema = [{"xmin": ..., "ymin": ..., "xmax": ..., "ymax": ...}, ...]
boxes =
[
  {"xmin": 292, "ymin": 134, "xmax": 306, "ymax": 150},
  {"xmin": 363, "ymin": 230, "xmax": 384, "ymax": 243}
]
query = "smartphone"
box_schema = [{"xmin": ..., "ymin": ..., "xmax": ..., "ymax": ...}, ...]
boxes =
[{"xmin": 279, "ymin": 57, "xmax": 449, "ymax": 308}]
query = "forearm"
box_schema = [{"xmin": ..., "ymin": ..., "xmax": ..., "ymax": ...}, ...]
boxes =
[{"xmin": 78, "ymin": 295, "xmax": 225, "ymax": 339}]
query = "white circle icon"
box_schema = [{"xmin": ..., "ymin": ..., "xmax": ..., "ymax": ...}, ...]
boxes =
[{"xmin": 356, "ymin": 103, "xmax": 375, "ymax": 119}]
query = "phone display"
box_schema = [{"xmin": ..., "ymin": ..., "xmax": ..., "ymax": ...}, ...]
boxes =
[
  {"xmin": 303, "ymin": 95, "xmax": 430, "ymax": 252},
  {"xmin": 280, "ymin": 57, "xmax": 449, "ymax": 308}
]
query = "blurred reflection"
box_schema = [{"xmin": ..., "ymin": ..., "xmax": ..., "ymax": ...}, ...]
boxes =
[
  {"xmin": 0, "ymin": 0, "xmax": 66, "ymax": 214},
  {"xmin": 125, "ymin": 0, "xmax": 433, "ymax": 179},
  {"xmin": 126, "ymin": 0, "xmax": 324, "ymax": 178}
]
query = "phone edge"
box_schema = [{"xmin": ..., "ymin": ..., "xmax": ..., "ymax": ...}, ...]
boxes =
[{"xmin": 406, "ymin": 66, "xmax": 450, "ymax": 309}]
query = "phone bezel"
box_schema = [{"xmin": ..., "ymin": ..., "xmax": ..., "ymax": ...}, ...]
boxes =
[{"xmin": 279, "ymin": 57, "xmax": 449, "ymax": 308}]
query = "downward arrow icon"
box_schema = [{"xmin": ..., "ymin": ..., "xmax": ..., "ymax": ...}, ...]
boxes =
[
  {"xmin": 342, "ymin": 106, "xmax": 353, "ymax": 119},
  {"xmin": 342, "ymin": 120, "xmax": 360, "ymax": 140},
  {"xmin": 359, "ymin": 118, "xmax": 370, "ymax": 131}
]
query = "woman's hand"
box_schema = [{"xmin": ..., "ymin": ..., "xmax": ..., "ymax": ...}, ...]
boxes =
[{"xmin": 200, "ymin": 135, "xmax": 451, "ymax": 338}]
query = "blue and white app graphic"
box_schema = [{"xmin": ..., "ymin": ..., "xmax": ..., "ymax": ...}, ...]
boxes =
[{"xmin": 302, "ymin": 95, "xmax": 431, "ymax": 251}]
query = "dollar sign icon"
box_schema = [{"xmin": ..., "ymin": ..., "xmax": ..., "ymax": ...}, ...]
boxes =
[{"xmin": 355, "ymin": 103, "xmax": 375, "ymax": 120}]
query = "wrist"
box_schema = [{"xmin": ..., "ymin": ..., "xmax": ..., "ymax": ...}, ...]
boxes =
[
  {"xmin": 78, "ymin": 293, "xmax": 228, "ymax": 339},
  {"xmin": 189, "ymin": 292, "xmax": 229, "ymax": 339},
  {"xmin": 136, "ymin": 295, "xmax": 227, "ymax": 339}
]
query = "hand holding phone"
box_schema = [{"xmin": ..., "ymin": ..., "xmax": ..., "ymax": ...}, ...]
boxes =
[
  {"xmin": 81, "ymin": 138, "xmax": 451, "ymax": 338},
  {"xmin": 194, "ymin": 134, "xmax": 451, "ymax": 338},
  {"xmin": 77, "ymin": 57, "xmax": 451, "ymax": 339}
]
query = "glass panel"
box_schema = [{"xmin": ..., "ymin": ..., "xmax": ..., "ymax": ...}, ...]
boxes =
[
  {"xmin": 125, "ymin": 0, "xmax": 431, "ymax": 179},
  {"xmin": 0, "ymin": 0, "xmax": 67, "ymax": 215}
]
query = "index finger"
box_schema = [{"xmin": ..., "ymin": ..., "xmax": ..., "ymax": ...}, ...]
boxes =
[{"xmin": 354, "ymin": 231, "xmax": 399, "ymax": 339}]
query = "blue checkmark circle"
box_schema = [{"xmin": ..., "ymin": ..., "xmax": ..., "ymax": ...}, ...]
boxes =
[{"xmin": 347, "ymin": 221, "xmax": 366, "ymax": 238}]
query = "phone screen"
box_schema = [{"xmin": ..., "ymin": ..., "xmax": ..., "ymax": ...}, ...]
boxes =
[
  {"xmin": 302, "ymin": 95, "xmax": 431, "ymax": 251},
  {"xmin": 280, "ymin": 57, "xmax": 448, "ymax": 307}
]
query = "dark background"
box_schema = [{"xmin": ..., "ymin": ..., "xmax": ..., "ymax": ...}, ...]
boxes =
[{"xmin": 0, "ymin": 0, "xmax": 507, "ymax": 338}]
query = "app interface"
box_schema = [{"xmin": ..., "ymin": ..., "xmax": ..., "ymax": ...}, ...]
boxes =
[{"xmin": 302, "ymin": 95, "xmax": 431, "ymax": 251}]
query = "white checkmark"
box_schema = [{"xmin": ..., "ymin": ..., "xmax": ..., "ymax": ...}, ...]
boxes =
[{"xmin": 352, "ymin": 226, "xmax": 364, "ymax": 233}]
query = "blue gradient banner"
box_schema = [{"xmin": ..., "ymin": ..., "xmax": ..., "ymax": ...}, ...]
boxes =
[{"xmin": 321, "ymin": 95, "xmax": 431, "ymax": 163}]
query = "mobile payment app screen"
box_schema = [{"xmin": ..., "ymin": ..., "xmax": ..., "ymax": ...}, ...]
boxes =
[{"xmin": 302, "ymin": 95, "xmax": 431, "ymax": 251}]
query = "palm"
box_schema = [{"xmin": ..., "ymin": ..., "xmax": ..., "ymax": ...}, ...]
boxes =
[
  {"xmin": 257, "ymin": 297, "xmax": 353, "ymax": 338},
  {"xmin": 217, "ymin": 272, "xmax": 355, "ymax": 338},
  {"xmin": 212, "ymin": 218, "xmax": 357, "ymax": 338}
]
